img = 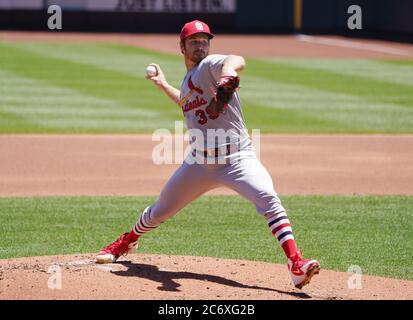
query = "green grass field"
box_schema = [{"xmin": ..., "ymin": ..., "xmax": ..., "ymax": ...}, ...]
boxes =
[
  {"xmin": 0, "ymin": 195, "xmax": 412, "ymax": 280},
  {"xmin": 1, "ymin": 40, "xmax": 412, "ymax": 282},
  {"xmin": 1, "ymin": 41, "xmax": 413, "ymax": 133}
]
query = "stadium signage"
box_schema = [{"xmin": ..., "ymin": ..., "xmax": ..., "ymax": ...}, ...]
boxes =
[{"xmin": 87, "ymin": 0, "xmax": 236, "ymax": 13}]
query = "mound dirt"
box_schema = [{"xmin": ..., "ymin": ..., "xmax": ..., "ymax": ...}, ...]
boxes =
[{"xmin": 1, "ymin": 254, "xmax": 412, "ymax": 300}]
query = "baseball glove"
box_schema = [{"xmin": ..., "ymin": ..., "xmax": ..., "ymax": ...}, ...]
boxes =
[{"xmin": 206, "ymin": 76, "xmax": 240, "ymax": 118}]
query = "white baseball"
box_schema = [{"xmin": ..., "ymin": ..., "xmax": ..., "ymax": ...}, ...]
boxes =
[{"xmin": 146, "ymin": 65, "xmax": 157, "ymax": 77}]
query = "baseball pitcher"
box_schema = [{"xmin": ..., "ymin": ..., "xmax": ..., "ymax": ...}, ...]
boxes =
[{"xmin": 96, "ymin": 20, "xmax": 320, "ymax": 289}]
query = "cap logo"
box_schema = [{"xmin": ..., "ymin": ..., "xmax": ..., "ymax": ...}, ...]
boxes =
[{"xmin": 195, "ymin": 22, "xmax": 204, "ymax": 31}]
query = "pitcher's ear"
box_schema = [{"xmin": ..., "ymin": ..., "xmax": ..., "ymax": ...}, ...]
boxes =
[{"xmin": 180, "ymin": 40, "xmax": 185, "ymax": 54}]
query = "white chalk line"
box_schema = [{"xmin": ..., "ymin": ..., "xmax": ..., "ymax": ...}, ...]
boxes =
[{"xmin": 296, "ymin": 34, "xmax": 412, "ymax": 57}]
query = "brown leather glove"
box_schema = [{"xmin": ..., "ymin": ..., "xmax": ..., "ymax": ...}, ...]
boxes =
[{"xmin": 206, "ymin": 76, "xmax": 240, "ymax": 118}]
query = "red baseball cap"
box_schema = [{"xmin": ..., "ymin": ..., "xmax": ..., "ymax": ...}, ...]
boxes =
[{"xmin": 180, "ymin": 20, "xmax": 214, "ymax": 41}]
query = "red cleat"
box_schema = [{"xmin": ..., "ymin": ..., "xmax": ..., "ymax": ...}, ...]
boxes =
[
  {"xmin": 96, "ymin": 232, "xmax": 138, "ymax": 264},
  {"xmin": 288, "ymin": 250, "xmax": 320, "ymax": 289}
]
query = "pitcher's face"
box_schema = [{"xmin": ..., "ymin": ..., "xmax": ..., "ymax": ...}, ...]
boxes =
[{"xmin": 181, "ymin": 34, "xmax": 210, "ymax": 64}]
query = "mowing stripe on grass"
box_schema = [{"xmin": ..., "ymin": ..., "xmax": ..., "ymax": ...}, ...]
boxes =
[
  {"xmin": 249, "ymin": 59, "xmax": 413, "ymax": 108},
  {"xmin": 0, "ymin": 43, "xmax": 181, "ymax": 112},
  {"xmin": 268, "ymin": 58, "xmax": 413, "ymax": 87},
  {"xmin": 3, "ymin": 42, "xmax": 185, "ymax": 88},
  {"xmin": 0, "ymin": 43, "xmax": 183, "ymax": 132},
  {"xmin": 2, "ymin": 41, "xmax": 413, "ymax": 133},
  {"xmin": 0, "ymin": 69, "xmax": 169, "ymax": 132},
  {"xmin": 381, "ymin": 59, "xmax": 413, "ymax": 67},
  {"xmin": 241, "ymin": 74, "xmax": 413, "ymax": 133}
]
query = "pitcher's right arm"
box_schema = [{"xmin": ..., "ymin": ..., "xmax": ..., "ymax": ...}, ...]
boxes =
[{"xmin": 146, "ymin": 63, "xmax": 181, "ymax": 106}]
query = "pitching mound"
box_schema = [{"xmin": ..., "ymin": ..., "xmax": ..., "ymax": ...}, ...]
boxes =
[{"xmin": 1, "ymin": 254, "xmax": 412, "ymax": 300}]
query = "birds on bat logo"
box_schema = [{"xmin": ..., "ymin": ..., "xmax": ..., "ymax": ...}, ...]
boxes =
[
  {"xmin": 188, "ymin": 76, "xmax": 203, "ymax": 94},
  {"xmin": 181, "ymin": 76, "xmax": 207, "ymax": 113}
]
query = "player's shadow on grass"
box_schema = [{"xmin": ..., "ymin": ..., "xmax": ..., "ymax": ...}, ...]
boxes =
[{"xmin": 112, "ymin": 261, "xmax": 311, "ymax": 299}]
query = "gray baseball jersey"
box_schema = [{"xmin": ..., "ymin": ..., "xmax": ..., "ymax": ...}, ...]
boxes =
[{"xmin": 179, "ymin": 54, "xmax": 253, "ymax": 160}]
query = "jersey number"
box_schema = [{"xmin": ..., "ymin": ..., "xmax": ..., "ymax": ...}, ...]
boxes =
[
  {"xmin": 195, "ymin": 109, "xmax": 208, "ymax": 125},
  {"xmin": 195, "ymin": 108, "xmax": 220, "ymax": 125}
]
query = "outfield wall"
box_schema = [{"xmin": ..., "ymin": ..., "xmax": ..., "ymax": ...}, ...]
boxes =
[{"xmin": 0, "ymin": 0, "xmax": 412, "ymax": 39}]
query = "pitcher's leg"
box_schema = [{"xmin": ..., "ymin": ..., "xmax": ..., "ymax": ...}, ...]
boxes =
[
  {"xmin": 127, "ymin": 160, "xmax": 219, "ymax": 241},
  {"xmin": 96, "ymin": 161, "xmax": 218, "ymax": 264},
  {"xmin": 143, "ymin": 161, "xmax": 218, "ymax": 222},
  {"xmin": 219, "ymin": 157, "xmax": 297, "ymax": 258},
  {"xmin": 219, "ymin": 157, "xmax": 320, "ymax": 289}
]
